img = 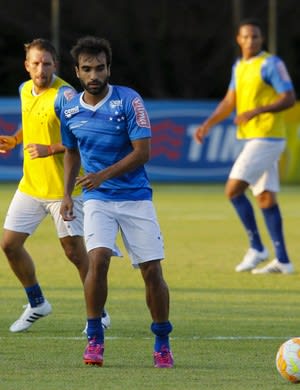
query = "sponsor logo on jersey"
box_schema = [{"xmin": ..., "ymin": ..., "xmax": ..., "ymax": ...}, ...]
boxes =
[
  {"xmin": 64, "ymin": 106, "xmax": 79, "ymax": 118},
  {"xmin": 132, "ymin": 97, "xmax": 150, "ymax": 128},
  {"xmin": 110, "ymin": 99, "xmax": 123, "ymax": 109}
]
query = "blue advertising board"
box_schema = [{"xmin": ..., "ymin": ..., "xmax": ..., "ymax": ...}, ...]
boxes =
[
  {"xmin": 0, "ymin": 98, "xmax": 242, "ymax": 182},
  {"xmin": 0, "ymin": 98, "xmax": 23, "ymax": 180},
  {"xmin": 145, "ymin": 100, "xmax": 242, "ymax": 182}
]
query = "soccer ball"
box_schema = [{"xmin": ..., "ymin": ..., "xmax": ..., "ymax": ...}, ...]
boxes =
[{"xmin": 276, "ymin": 338, "xmax": 300, "ymax": 383}]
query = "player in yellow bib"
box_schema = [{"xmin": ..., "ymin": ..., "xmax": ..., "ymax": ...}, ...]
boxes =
[
  {"xmin": 194, "ymin": 18, "xmax": 296, "ymax": 274},
  {"xmin": 18, "ymin": 76, "xmax": 81, "ymax": 199},
  {"xmin": 0, "ymin": 38, "xmax": 110, "ymax": 332}
]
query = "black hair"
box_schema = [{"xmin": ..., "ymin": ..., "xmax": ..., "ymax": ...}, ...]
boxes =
[
  {"xmin": 237, "ymin": 18, "xmax": 263, "ymax": 34},
  {"xmin": 70, "ymin": 36, "xmax": 112, "ymax": 67}
]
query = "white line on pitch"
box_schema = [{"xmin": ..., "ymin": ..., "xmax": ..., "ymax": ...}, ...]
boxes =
[{"xmin": 0, "ymin": 335, "xmax": 293, "ymax": 340}]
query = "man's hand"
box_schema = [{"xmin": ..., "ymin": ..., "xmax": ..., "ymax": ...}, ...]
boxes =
[
  {"xmin": 25, "ymin": 143, "xmax": 51, "ymax": 159},
  {"xmin": 194, "ymin": 123, "xmax": 211, "ymax": 144},
  {"xmin": 0, "ymin": 135, "xmax": 17, "ymax": 153},
  {"xmin": 60, "ymin": 195, "xmax": 76, "ymax": 221},
  {"xmin": 234, "ymin": 110, "xmax": 257, "ymax": 125},
  {"xmin": 76, "ymin": 172, "xmax": 103, "ymax": 191}
]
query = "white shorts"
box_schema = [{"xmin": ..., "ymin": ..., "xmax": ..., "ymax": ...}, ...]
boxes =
[
  {"xmin": 4, "ymin": 190, "xmax": 83, "ymax": 238},
  {"xmin": 83, "ymin": 199, "xmax": 165, "ymax": 268},
  {"xmin": 229, "ymin": 139, "xmax": 286, "ymax": 196}
]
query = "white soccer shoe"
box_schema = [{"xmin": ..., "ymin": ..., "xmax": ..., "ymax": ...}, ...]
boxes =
[
  {"xmin": 235, "ymin": 247, "xmax": 269, "ymax": 272},
  {"xmin": 101, "ymin": 310, "xmax": 111, "ymax": 329},
  {"xmin": 82, "ymin": 309, "xmax": 111, "ymax": 334},
  {"xmin": 9, "ymin": 300, "xmax": 52, "ymax": 332},
  {"xmin": 251, "ymin": 258, "xmax": 294, "ymax": 274}
]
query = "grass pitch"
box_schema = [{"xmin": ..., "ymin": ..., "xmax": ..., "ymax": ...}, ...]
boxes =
[{"xmin": 0, "ymin": 183, "xmax": 300, "ymax": 389}]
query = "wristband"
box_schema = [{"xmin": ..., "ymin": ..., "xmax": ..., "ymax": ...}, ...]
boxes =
[{"xmin": 47, "ymin": 145, "xmax": 54, "ymax": 156}]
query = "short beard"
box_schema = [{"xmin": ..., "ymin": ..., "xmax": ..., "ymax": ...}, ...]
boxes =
[
  {"xmin": 79, "ymin": 78, "xmax": 109, "ymax": 96},
  {"xmin": 34, "ymin": 75, "xmax": 52, "ymax": 89}
]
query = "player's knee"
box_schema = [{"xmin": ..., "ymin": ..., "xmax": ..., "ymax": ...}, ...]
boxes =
[
  {"xmin": 224, "ymin": 181, "xmax": 235, "ymax": 199},
  {"xmin": 256, "ymin": 191, "xmax": 276, "ymax": 208},
  {"xmin": 0, "ymin": 237, "xmax": 20, "ymax": 256},
  {"xmin": 64, "ymin": 246, "xmax": 84, "ymax": 267},
  {"xmin": 87, "ymin": 248, "xmax": 111, "ymax": 276},
  {"xmin": 225, "ymin": 179, "xmax": 248, "ymax": 200},
  {"xmin": 225, "ymin": 184, "xmax": 241, "ymax": 200},
  {"xmin": 141, "ymin": 260, "xmax": 164, "ymax": 285}
]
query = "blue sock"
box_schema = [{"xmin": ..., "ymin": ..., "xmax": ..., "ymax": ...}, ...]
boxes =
[
  {"xmin": 87, "ymin": 318, "xmax": 104, "ymax": 344},
  {"xmin": 262, "ymin": 204, "xmax": 290, "ymax": 263},
  {"xmin": 25, "ymin": 284, "xmax": 44, "ymax": 307},
  {"xmin": 151, "ymin": 321, "xmax": 173, "ymax": 352},
  {"xmin": 231, "ymin": 194, "xmax": 264, "ymax": 251}
]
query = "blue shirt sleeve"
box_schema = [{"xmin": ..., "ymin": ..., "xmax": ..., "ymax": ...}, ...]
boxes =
[
  {"xmin": 123, "ymin": 90, "xmax": 152, "ymax": 140},
  {"xmin": 228, "ymin": 62, "xmax": 238, "ymax": 91},
  {"xmin": 18, "ymin": 82, "xmax": 25, "ymax": 96},
  {"xmin": 54, "ymin": 86, "xmax": 77, "ymax": 118},
  {"xmin": 60, "ymin": 103, "xmax": 79, "ymax": 149},
  {"xmin": 261, "ymin": 56, "xmax": 294, "ymax": 93}
]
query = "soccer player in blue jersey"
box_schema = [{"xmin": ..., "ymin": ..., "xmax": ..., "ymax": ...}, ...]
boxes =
[
  {"xmin": 60, "ymin": 36, "xmax": 173, "ymax": 368},
  {"xmin": 194, "ymin": 18, "xmax": 296, "ymax": 274},
  {"xmin": 0, "ymin": 38, "xmax": 110, "ymax": 332}
]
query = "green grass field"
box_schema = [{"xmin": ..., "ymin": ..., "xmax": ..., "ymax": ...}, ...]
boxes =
[{"xmin": 0, "ymin": 183, "xmax": 300, "ymax": 389}]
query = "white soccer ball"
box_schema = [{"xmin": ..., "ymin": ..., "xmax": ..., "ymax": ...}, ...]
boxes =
[{"xmin": 276, "ymin": 338, "xmax": 300, "ymax": 383}]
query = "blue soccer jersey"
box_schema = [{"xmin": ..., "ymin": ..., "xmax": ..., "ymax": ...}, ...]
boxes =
[{"xmin": 60, "ymin": 85, "xmax": 153, "ymax": 201}]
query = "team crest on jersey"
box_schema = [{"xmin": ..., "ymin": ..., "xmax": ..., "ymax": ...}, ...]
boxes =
[
  {"xmin": 110, "ymin": 99, "xmax": 123, "ymax": 109},
  {"xmin": 64, "ymin": 88, "xmax": 76, "ymax": 101},
  {"xmin": 64, "ymin": 105, "xmax": 80, "ymax": 118},
  {"xmin": 132, "ymin": 97, "xmax": 150, "ymax": 128}
]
